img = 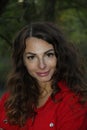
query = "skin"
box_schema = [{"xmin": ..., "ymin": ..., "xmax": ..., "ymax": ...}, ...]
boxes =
[{"xmin": 23, "ymin": 37, "xmax": 57, "ymax": 106}]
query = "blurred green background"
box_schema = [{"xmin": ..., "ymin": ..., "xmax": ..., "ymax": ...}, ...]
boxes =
[{"xmin": 0, "ymin": 0, "xmax": 87, "ymax": 97}]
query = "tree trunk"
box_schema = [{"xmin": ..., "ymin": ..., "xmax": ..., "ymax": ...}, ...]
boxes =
[{"xmin": 43, "ymin": 0, "xmax": 57, "ymax": 22}]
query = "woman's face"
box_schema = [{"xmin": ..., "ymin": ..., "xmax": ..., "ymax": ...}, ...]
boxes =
[{"xmin": 23, "ymin": 37, "xmax": 57, "ymax": 84}]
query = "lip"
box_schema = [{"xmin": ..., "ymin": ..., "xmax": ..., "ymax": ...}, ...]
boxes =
[{"xmin": 36, "ymin": 71, "xmax": 50, "ymax": 77}]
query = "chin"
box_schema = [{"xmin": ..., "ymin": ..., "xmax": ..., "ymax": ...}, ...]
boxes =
[{"xmin": 37, "ymin": 77, "xmax": 52, "ymax": 83}]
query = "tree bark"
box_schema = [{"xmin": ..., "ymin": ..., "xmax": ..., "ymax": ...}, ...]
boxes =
[{"xmin": 43, "ymin": 0, "xmax": 57, "ymax": 22}]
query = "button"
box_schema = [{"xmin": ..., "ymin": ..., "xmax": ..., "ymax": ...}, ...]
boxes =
[
  {"xmin": 3, "ymin": 119, "xmax": 8, "ymax": 124},
  {"xmin": 49, "ymin": 122, "xmax": 54, "ymax": 127}
]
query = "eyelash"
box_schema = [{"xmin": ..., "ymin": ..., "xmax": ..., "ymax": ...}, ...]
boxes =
[
  {"xmin": 27, "ymin": 56, "xmax": 35, "ymax": 60},
  {"xmin": 46, "ymin": 53, "xmax": 55, "ymax": 57},
  {"xmin": 26, "ymin": 53, "xmax": 55, "ymax": 60}
]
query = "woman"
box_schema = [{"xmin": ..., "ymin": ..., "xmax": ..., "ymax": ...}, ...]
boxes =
[{"xmin": 0, "ymin": 22, "xmax": 87, "ymax": 130}]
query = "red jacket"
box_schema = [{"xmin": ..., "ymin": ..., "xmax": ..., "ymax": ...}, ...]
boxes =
[{"xmin": 0, "ymin": 82, "xmax": 87, "ymax": 130}]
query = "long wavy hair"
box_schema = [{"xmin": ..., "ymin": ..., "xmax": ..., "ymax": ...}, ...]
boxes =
[{"xmin": 5, "ymin": 22, "xmax": 87, "ymax": 126}]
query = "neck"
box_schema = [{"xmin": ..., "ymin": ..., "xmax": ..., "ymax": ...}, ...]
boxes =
[
  {"xmin": 38, "ymin": 81, "xmax": 53, "ymax": 98},
  {"xmin": 37, "ymin": 83, "xmax": 53, "ymax": 108}
]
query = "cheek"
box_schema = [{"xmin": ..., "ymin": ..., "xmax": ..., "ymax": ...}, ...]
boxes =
[
  {"xmin": 48, "ymin": 59, "xmax": 57, "ymax": 68},
  {"xmin": 25, "ymin": 63, "xmax": 37, "ymax": 72}
]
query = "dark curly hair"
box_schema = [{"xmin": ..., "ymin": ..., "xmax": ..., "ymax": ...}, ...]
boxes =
[{"xmin": 5, "ymin": 22, "xmax": 87, "ymax": 126}]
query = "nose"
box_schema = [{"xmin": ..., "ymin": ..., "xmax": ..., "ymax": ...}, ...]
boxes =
[{"xmin": 38, "ymin": 58, "xmax": 46, "ymax": 69}]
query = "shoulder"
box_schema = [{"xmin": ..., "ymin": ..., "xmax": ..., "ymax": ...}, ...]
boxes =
[
  {"xmin": 0, "ymin": 93, "xmax": 9, "ymax": 114},
  {"xmin": 56, "ymin": 81, "xmax": 87, "ymax": 129},
  {"xmin": 0, "ymin": 93, "xmax": 20, "ymax": 130},
  {"xmin": 0, "ymin": 93, "xmax": 9, "ymax": 105},
  {"xmin": 57, "ymin": 81, "xmax": 87, "ymax": 109},
  {"xmin": 0, "ymin": 93, "xmax": 8, "ymax": 128}
]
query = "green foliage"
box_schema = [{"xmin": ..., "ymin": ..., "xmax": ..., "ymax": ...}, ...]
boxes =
[
  {"xmin": 0, "ymin": 0, "xmax": 87, "ymax": 92},
  {"xmin": 57, "ymin": 9, "xmax": 87, "ymax": 42}
]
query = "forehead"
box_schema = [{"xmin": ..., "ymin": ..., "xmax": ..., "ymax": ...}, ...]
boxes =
[{"xmin": 25, "ymin": 37, "xmax": 54, "ymax": 54}]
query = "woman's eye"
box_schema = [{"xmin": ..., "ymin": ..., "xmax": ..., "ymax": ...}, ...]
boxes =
[
  {"xmin": 27, "ymin": 56, "xmax": 35, "ymax": 60},
  {"xmin": 47, "ymin": 53, "xmax": 55, "ymax": 57}
]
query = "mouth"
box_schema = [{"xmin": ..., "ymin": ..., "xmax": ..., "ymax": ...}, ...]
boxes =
[{"xmin": 36, "ymin": 71, "xmax": 50, "ymax": 77}]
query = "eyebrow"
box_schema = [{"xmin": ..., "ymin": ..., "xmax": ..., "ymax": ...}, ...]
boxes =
[{"xmin": 25, "ymin": 49, "xmax": 54, "ymax": 55}]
